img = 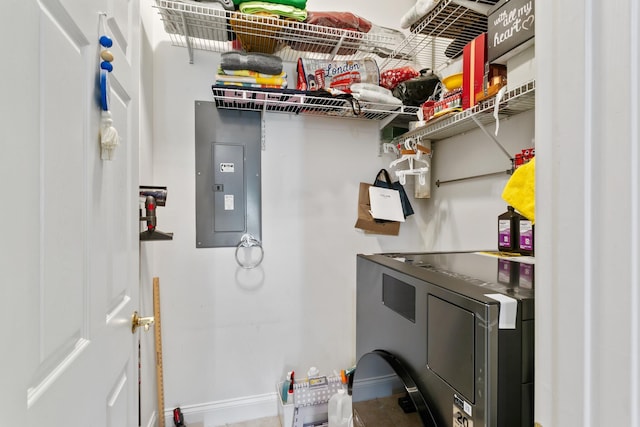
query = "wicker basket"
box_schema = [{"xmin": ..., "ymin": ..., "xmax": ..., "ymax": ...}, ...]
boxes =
[{"xmin": 229, "ymin": 12, "xmax": 284, "ymax": 53}]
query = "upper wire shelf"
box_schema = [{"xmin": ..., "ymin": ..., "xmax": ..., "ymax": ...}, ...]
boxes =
[
  {"xmin": 154, "ymin": 0, "xmax": 416, "ymax": 64},
  {"xmin": 391, "ymin": 80, "xmax": 535, "ymax": 143},
  {"xmin": 381, "ymin": 0, "xmax": 496, "ymax": 73}
]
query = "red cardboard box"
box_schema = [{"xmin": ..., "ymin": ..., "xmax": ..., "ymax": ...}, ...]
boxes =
[{"xmin": 462, "ymin": 33, "xmax": 487, "ymax": 110}]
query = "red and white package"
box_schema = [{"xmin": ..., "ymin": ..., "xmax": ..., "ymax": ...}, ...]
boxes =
[
  {"xmin": 380, "ymin": 66, "xmax": 420, "ymax": 90},
  {"xmin": 297, "ymin": 58, "xmax": 380, "ymax": 93}
]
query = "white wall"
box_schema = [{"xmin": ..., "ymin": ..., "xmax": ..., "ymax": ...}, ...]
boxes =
[
  {"xmin": 536, "ymin": 1, "xmax": 640, "ymax": 426},
  {"xmin": 146, "ymin": 0, "xmax": 534, "ymax": 425}
]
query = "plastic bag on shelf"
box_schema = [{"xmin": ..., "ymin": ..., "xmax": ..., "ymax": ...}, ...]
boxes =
[
  {"xmin": 296, "ymin": 58, "xmax": 380, "ymax": 93},
  {"xmin": 304, "ymin": 11, "xmax": 372, "ymax": 32},
  {"xmin": 380, "ymin": 66, "xmax": 420, "ymax": 90}
]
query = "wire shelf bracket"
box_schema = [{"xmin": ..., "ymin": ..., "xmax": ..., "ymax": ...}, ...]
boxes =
[
  {"xmin": 180, "ymin": 11, "xmax": 195, "ymax": 64},
  {"xmin": 470, "ymin": 115, "xmax": 512, "ymax": 161}
]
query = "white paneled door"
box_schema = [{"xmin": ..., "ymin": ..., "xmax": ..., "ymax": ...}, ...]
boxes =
[{"xmin": 2, "ymin": 1, "xmax": 141, "ymax": 426}]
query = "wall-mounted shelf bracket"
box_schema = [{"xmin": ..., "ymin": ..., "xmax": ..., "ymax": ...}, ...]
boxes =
[
  {"xmin": 179, "ymin": 11, "xmax": 195, "ymax": 64},
  {"xmin": 470, "ymin": 115, "xmax": 513, "ymax": 162},
  {"xmin": 328, "ymin": 33, "xmax": 347, "ymax": 60},
  {"xmin": 261, "ymin": 102, "xmax": 267, "ymax": 151},
  {"xmin": 379, "ymin": 110, "xmax": 403, "ymax": 129}
]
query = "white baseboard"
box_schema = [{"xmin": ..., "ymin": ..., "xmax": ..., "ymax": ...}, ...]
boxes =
[
  {"xmin": 161, "ymin": 391, "xmax": 279, "ymax": 427},
  {"xmin": 147, "ymin": 378, "xmax": 391, "ymax": 427}
]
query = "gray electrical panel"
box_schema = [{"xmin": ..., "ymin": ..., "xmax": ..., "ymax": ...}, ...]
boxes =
[{"xmin": 195, "ymin": 101, "xmax": 261, "ymax": 247}]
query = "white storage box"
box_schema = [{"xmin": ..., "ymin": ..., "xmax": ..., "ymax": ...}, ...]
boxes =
[{"xmin": 277, "ymin": 382, "xmax": 294, "ymax": 427}]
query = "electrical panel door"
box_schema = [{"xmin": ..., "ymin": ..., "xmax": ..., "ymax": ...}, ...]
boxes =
[{"xmin": 195, "ymin": 101, "xmax": 261, "ymax": 248}]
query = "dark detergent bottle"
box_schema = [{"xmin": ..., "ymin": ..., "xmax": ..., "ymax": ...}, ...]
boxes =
[
  {"xmin": 498, "ymin": 206, "xmax": 519, "ymax": 253},
  {"xmin": 518, "ymin": 217, "xmax": 535, "ymax": 256}
]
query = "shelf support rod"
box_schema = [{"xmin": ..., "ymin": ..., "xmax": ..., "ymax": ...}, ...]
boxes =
[
  {"xmin": 180, "ymin": 12, "xmax": 194, "ymax": 64},
  {"xmin": 470, "ymin": 115, "xmax": 512, "ymax": 161},
  {"xmin": 328, "ymin": 33, "xmax": 347, "ymax": 60},
  {"xmin": 435, "ymin": 168, "xmax": 513, "ymax": 187},
  {"xmin": 379, "ymin": 111, "xmax": 401, "ymax": 129},
  {"xmin": 261, "ymin": 102, "xmax": 267, "ymax": 151}
]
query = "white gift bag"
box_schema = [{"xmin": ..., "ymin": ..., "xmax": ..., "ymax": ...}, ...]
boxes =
[{"xmin": 368, "ymin": 186, "xmax": 405, "ymax": 222}]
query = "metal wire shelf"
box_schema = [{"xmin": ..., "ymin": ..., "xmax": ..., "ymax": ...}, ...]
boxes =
[
  {"xmin": 390, "ymin": 80, "xmax": 535, "ymax": 143},
  {"xmin": 211, "ymin": 86, "xmax": 420, "ymax": 121},
  {"xmin": 381, "ymin": 0, "xmax": 497, "ymax": 73},
  {"xmin": 154, "ymin": 0, "xmax": 415, "ymax": 64},
  {"xmin": 157, "ymin": 0, "xmax": 535, "ymax": 131}
]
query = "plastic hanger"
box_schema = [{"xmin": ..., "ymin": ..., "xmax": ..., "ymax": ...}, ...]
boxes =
[{"xmin": 389, "ymin": 139, "xmax": 431, "ymax": 185}]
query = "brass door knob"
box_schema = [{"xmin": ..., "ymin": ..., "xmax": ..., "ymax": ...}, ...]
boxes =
[{"xmin": 131, "ymin": 311, "xmax": 155, "ymax": 334}]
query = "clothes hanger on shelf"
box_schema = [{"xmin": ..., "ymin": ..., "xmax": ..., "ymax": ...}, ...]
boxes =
[{"xmin": 389, "ymin": 137, "xmax": 431, "ymax": 185}]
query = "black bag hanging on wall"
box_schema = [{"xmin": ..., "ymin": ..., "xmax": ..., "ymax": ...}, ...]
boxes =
[{"xmin": 374, "ymin": 169, "xmax": 414, "ymax": 218}]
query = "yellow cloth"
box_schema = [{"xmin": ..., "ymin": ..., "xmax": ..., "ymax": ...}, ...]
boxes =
[
  {"xmin": 502, "ymin": 157, "xmax": 535, "ymax": 223},
  {"xmin": 214, "ymin": 73, "xmax": 287, "ymax": 87},
  {"xmin": 218, "ymin": 68, "xmax": 287, "ymax": 79}
]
